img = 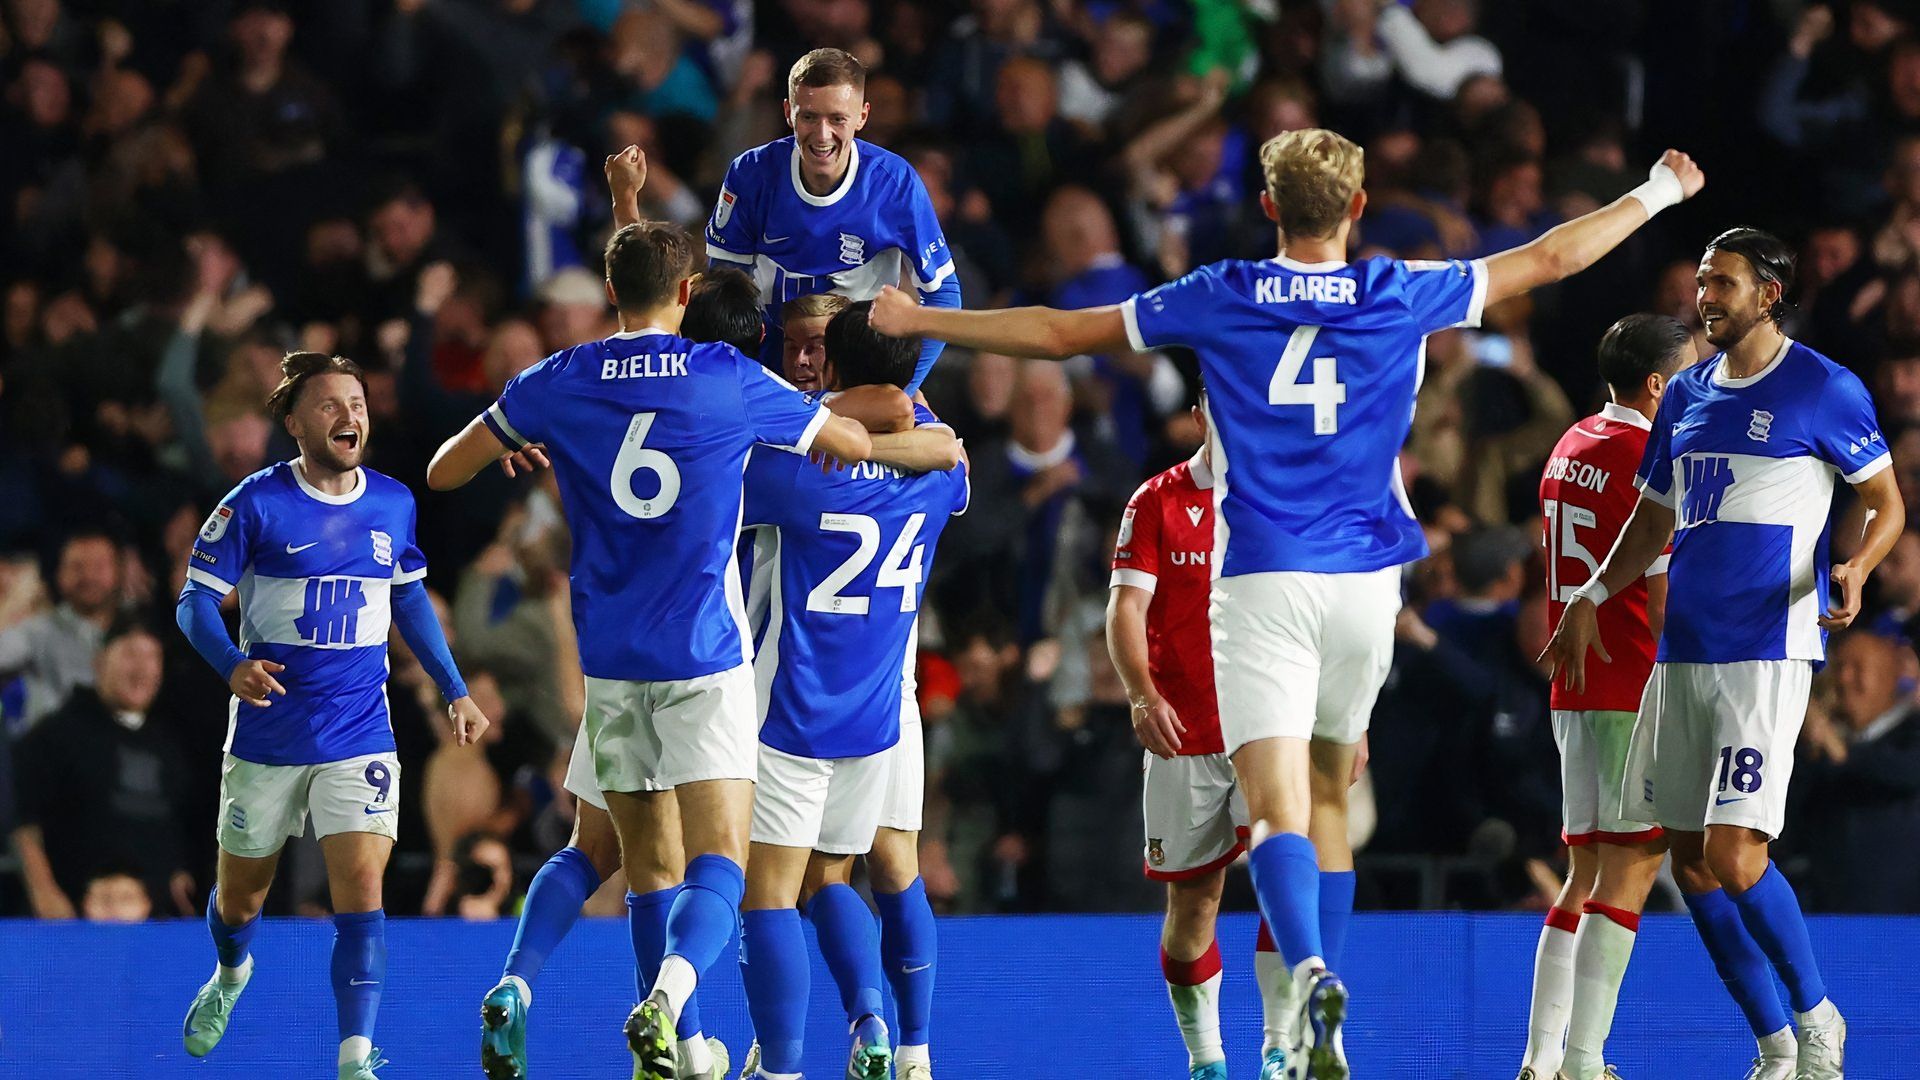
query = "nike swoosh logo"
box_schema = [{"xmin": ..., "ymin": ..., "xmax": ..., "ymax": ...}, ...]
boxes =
[
  {"xmin": 286, "ymin": 542, "xmax": 318, "ymax": 554},
  {"xmin": 363, "ymin": 806, "xmax": 393, "ymax": 815},
  {"xmin": 902, "ymin": 963, "xmax": 931, "ymax": 974},
  {"xmin": 349, "ymin": 979, "xmax": 379, "ymax": 986},
  {"xmin": 1714, "ymin": 795, "xmax": 1747, "ymax": 805},
  {"xmin": 763, "ymin": 234, "xmax": 790, "ymax": 244}
]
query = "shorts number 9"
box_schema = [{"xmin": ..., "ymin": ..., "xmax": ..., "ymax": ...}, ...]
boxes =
[{"xmin": 365, "ymin": 760, "xmax": 393, "ymax": 804}]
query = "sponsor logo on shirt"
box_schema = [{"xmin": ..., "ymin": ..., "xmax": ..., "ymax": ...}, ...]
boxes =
[
  {"xmin": 1168, "ymin": 551, "xmax": 1210, "ymax": 567},
  {"xmin": 1680, "ymin": 455, "xmax": 1735, "ymax": 527},
  {"xmin": 1185, "ymin": 505, "xmax": 1204, "ymax": 527},
  {"xmin": 192, "ymin": 549, "xmax": 219, "ymax": 566},
  {"xmin": 1848, "ymin": 430, "xmax": 1884, "ymax": 455}
]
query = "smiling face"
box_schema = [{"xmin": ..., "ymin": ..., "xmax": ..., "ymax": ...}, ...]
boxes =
[
  {"xmin": 785, "ymin": 82, "xmax": 868, "ymax": 193},
  {"xmin": 782, "ymin": 314, "xmax": 834, "ymax": 392},
  {"xmin": 287, "ymin": 371, "xmax": 369, "ymax": 473},
  {"xmin": 1696, "ymin": 249, "xmax": 1777, "ymax": 350}
]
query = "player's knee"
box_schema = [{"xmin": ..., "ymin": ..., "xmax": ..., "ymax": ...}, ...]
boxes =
[
  {"xmin": 215, "ymin": 887, "xmax": 264, "ymax": 925},
  {"xmin": 868, "ymin": 831, "xmax": 919, "ymax": 893},
  {"xmin": 572, "ymin": 810, "xmax": 625, "ymax": 880},
  {"xmin": 1703, "ymin": 829, "xmax": 1766, "ymax": 893},
  {"xmin": 1162, "ymin": 882, "xmax": 1221, "ymax": 955},
  {"xmin": 331, "ymin": 867, "xmax": 385, "ymax": 912}
]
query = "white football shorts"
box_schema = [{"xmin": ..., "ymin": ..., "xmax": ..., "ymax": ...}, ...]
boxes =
[
  {"xmin": 216, "ymin": 751, "xmax": 401, "ymax": 858},
  {"xmin": 1553, "ymin": 708, "xmax": 1663, "ymax": 845},
  {"xmin": 583, "ymin": 664, "xmax": 758, "ymax": 794},
  {"xmin": 1211, "ymin": 566, "xmax": 1400, "ymax": 755},
  {"xmin": 1141, "ymin": 750, "xmax": 1248, "ymax": 880},
  {"xmin": 751, "ymin": 743, "xmax": 892, "ymax": 855},
  {"xmin": 1622, "ymin": 660, "xmax": 1812, "ymax": 838},
  {"xmin": 878, "ymin": 698, "xmax": 924, "ymax": 834}
]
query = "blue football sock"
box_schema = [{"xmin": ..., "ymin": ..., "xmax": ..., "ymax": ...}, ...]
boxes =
[
  {"xmin": 628, "ymin": 886, "xmax": 705, "ymax": 1039},
  {"xmin": 1319, "ymin": 869, "xmax": 1357, "ymax": 972},
  {"xmin": 331, "ymin": 910, "xmax": 386, "ymax": 1041},
  {"xmin": 1247, "ymin": 832, "xmax": 1323, "ymax": 968},
  {"xmin": 664, "ymin": 855, "xmax": 745, "ymax": 998},
  {"xmin": 807, "ymin": 883, "xmax": 886, "ymax": 1023},
  {"xmin": 873, "ymin": 877, "xmax": 936, "ymax": 1046},
  {"xmin": 503, "ymin": 846, "xmax": 600, "ymax": 984},
  {"xmin": 1684, "ymin": 887, "xmax": 1791, "ymax": 1036},
  {"xmin": 741, "ymin": 908, "xmax": 809, "ymax": 1074},
  {"xmin": 206, "ymin": 887, "xmax": 259, "ymax": 970},
  {"xmin": 1731, "ymin": 864, "xmax": 1828, "ymax": 1013}
]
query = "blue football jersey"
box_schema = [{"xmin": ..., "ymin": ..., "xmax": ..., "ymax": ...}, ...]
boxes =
[
  {"xmin": 481, "ymin": 329, "xmax": 828, "ymax": 682},
  {"xmin": 1635, "ymin": 339, "xmax": 1888, "ymax": 664},
  {"xmin": 1122, "ymin": 255, "xmax": 1488, "ymax": 577},
  {"xmin": 742, "ymin": 449, "xmax": 968, "ymax": 760},
  {"xmin": 186, "ymin": 462, "xmax": 427, "ymax": 766},
  {"xmin": 705, "ymin": 137, "xmax": 955, "ymax": 381}
]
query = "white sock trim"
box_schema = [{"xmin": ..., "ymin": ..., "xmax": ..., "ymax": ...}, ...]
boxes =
[
  {"xmin": 339, "ymin": 1035, "xmax": 373, "ymax": 1066},
  {"xmin": 895, "ymin": 1043, "xmax": 931, "ymax": 1066},
  {"xmin": 216, "ymin": 954, "xmax": 254, "ymax": 986},
  {"xmin": 499, "ymin": 974, "xmax": 531, "ymax": 1007},
  {"xmin": 653, "ymin": 954, "xmax": 698, "ymax": 1021},
  {"xmin": 679, "ymin": 1033, "xmax": 713, "ymax": 1073}
]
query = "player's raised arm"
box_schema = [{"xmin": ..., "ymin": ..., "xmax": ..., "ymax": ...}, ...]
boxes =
[
  {"xmin": 1484, "ymin": 151, "xmax": 1706, "ymax": 306},
  {"xmin": 607, "ymin": 144, "xmax": 648, "ymax": 229},
  {"xmin": 869, "ymin": 284, "xmax": 1132, "ymax": 360}
]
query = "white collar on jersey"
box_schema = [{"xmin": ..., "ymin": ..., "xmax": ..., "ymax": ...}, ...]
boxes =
[
  {"xmin": 611, "ymin": 326, "xmax": 674, "ymax": 339},
  {"xmin": 1269, "ymin": 254, "xmax": 1348, "ymax": 273},
  {"xmin": 291, "ymin": 457, "xmax": 366, "ymax": 505},
  {"xmin": 790, "ymin": 139, "xmax": 862, "ymax": 207},
  {"xmin": 1187, "ymin": 447, "xmax": 1216, "ymax": 490},
  {"xmin": 1859, "ymin": 703, "xmax": 1912, "ymax": 744},
  {"xmin": 1598, "ymin": 401, "xmax": 1653, "ymax": 432},
  {"xmin": 1712, "ymin": 334, "xmax": 1793, "ymax": 388}
]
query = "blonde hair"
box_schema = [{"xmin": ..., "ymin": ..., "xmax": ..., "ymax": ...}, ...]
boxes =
[
  {"xmin": 783, "ymin": 292, "xmax": 851, "ymax": 323},
  {"xmin": 1259, "ymin": 128, "xmax": 1364, "ymax": 240}
]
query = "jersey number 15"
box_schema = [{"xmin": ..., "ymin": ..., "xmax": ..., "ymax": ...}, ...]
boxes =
[{"xmin": 1542, "ymin": 497, "xmax": 1601, "ymax": 603}]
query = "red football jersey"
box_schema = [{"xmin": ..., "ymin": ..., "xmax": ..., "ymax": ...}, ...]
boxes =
[
  {"xmin": 1540, "ymin": 403, "xmax": 1666, "ymax": 712},
  {"xmin": 1112, "ymin": 452, "xmax": 1222, "ymax": 756}
]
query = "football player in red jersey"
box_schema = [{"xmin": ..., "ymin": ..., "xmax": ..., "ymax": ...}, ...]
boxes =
[
  {"xmin": 1108, "ymin": 401, "xmax": 1340, "ymax": 1080},
  {"xmin": 1519, "ymin": 314, "xmax": 1691, "ymax": 1080}
]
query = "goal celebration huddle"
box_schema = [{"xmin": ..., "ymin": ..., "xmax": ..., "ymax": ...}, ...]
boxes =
[{"xmin": 154, "ymin": 42, "xmax": 1891, "ymax": 1080}]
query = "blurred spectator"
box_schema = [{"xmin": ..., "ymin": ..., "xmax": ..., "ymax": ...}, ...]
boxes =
[
  {"xmin": 81, "ymin": 870, "xmax": 154, "ymax": 923},
  {"xmin": 963, "ymin": 55, "xmax": 1089, "ymax": 238},
  {"xmin": 11, "ymin": 621, "xmax": 192, "ymax": 919},
  {"xmin": 1323, "ymin": 0, "xmax": 1501, "ymax": 107},
  {"xmin": 452, "ymin": 512, "xmax": 573, "ymax": 746},
  {"xmin": 1794, "ymin": 630, "xmax": 1920, "ymax": 912},
  {"xmin": 449, "ymin": 830, "xmax": 517, "ymax": 921},
  {"xmin": 0, "ymin": 530, "xmax": 123, "ymax": 726},
  {"xmin": 181, "ymin": 0, "xmax": 341, "ymax": 190},
  {"xmin": 1056, "ymin": 11, "xmax": 1155, "ymax": 137}
]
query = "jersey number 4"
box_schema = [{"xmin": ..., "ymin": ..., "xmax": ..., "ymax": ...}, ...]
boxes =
[
  {"xmin": 1271, "ymin": 326, "xmax": 1347, "ymax": 435},
  {"xmin": 807, "ymin": 512, "xmax": 927, "ymax": 615},
  {"xmin": 610, "ymin": 412, "xmax": 682, "ymax": 519}
]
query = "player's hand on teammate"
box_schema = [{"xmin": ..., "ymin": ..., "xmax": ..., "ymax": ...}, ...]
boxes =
[
  {"xmin": 1539, "ymin": 598, "xmax": 1610, "ymax": 696},
  {"xmin": 1656, "ymin": 149, "xmax": 1706, "ymax": 201},
  {"xmin": 447, "ymin": 695, "xmax": 491, "ymax": 746},
  {"xmin": 868, "ymin": 285, "xmax": 921, "ymax": 338},
  {"xmin": 230, "ymin": 658, "xmax": 288, "ymax": 707},
  {"xmin": 1820, "ymin": 562, "xmax": 1866, "ymax": 630},
  {"xmin": 1131, "ymin": 692, "xmax": 1185, "ymax": 759},
  {"xmin": 498, "ymin": 443, "xmax": 551, "ymax": 478}
]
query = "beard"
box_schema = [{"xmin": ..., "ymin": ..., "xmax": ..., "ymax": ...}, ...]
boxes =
[
  {"xmin": 1703, "ymin": 308, "xmax": 1765, "ymax": 349},
  {"xmin": 304, "ymin": 428, "xmax": 366, "ymax": 474}
]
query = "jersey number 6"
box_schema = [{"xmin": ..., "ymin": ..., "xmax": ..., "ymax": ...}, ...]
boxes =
[{"xmin": 611, "ymin": 411, "xmax": 682, "ymax": 519}]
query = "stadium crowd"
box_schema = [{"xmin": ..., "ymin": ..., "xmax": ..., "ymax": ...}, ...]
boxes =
[{"xmin": 2, "ymin": 0, "xmax": 1919, "ymax": 923}]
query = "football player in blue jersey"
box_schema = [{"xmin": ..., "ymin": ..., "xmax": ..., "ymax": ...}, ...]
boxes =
[
  {"xmin": 734, "ymin": 301, "xmax": 963, "ymax": 1080},
  {"xmin": 872, "ymin": 129, "xmax": 1703, "ymax": 1079},
  {"xmin": 1545, "ymin": 228, "xmax": 1900, "ymax": 1080},
  {"xmin": 473, "ymin": 264, "xmax": 785, "ymax": 1080},
  {"xmin": 703, "ymin": 47, "xmax": 961, "ymax": 393},
  {"xmin": 428, "ymin": 219, "xmax": 874, "ymax": 1080},
  {"xmin": 176, "ymin": 351, "xmax": 489, "ymax": 1080}
]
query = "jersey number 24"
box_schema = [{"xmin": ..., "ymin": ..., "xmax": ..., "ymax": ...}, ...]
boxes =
[{"xmin": 808, "ymin": 512, "xmax": 927, "ymax": 615}]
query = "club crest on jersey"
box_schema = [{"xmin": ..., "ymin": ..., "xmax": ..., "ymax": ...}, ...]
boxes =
[
  {"xmin": 1147, "ymin": 838, "xmax": 1166, "ymax": 867},
  {"xmin": 200, "ymin": 505, "xmax": 234, "ymax": 543},
  {"xmin": 1747, "ymin": 409, "xmax": 1773, "ymax": 442},
  {"xmin": 838, "ymin": 232, "xmax": 866, "ymax": 266},
  {"xmin": 714, "ymin": 187, "xmax": 735, "ymax": 229},
  {"xmin": 370, "ymin": 530, "xmax": 393, "ymax": 567}
]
